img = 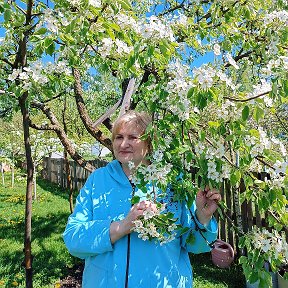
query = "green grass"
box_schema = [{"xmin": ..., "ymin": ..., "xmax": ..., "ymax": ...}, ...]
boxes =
[
  {"xmin": 0, "ymin": 173, "xmax": 78, "ymax": 288},
  {"xmin": 0, "ymin": 172, "xmax": 246, "ymax": 288},
  {"xmin": 190, "ymin": 253, "xmax": 246, "ymax": 287}
]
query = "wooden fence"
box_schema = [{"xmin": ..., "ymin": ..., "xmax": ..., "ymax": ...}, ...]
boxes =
[
  {"xmin": 41, "ymin": 157, "xmax": 107, "ymax": 190},
  {"xmin": 41, "ymin": 158, "xmax": 286, "ymax": 254}
]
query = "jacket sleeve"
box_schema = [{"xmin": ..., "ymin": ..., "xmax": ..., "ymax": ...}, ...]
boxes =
[
  {"xmin": 62, "ymin": 172, "xmax": 113, "ymax": 259},
  {"xmin": 180, "ymin": 201, "xmax": 218, "ymax": 254}
]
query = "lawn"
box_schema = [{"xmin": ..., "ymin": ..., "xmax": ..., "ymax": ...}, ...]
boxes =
[{"xmin": 0, "ymin": 172, "xmax": 246, "ymax": 287}]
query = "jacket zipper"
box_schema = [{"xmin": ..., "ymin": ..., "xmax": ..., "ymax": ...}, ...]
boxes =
[
  {"xmin": 125, "ymin": 182, "xmax": 135, "ymax": 288},
  {"xmin": 125, "ymin": 234, "xmax": 131, "ymax": 288}
]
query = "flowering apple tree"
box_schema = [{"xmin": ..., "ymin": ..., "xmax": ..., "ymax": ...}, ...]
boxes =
[{"xmin": 0, "ymin": 0, "xmax": 287, "ymax": 287}]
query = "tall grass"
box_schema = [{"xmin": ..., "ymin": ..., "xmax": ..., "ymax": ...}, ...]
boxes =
[{"xmin": 0, "ymin": 172, "xmax": 245, "ymax": 288}]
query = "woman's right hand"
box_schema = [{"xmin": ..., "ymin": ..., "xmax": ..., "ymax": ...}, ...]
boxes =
[{"xmin": 110, "ymin": 200, "xmax": 157, "ymax": 244}]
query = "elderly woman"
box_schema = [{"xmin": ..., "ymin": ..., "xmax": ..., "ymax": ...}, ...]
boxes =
[{"xmin": 63, "ymin": 110, "xmax": 221, "ymax": 288}]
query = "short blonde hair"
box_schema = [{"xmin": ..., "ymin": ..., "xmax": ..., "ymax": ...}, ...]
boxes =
[{"xmin": 112, "ymin": 110, "xmax": 152, "ymax": 152}]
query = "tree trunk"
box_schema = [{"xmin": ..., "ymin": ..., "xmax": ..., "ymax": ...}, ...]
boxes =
[
  {"xmin": 64, "ymin": 151, "xmax": 74, "ymax": 213},
  {"xmin": 20, "ymin": 95, "xmax": 34, "ymax": 288},
  {"xmin": 11, "ymin": 153, "xmax": 15, "ymax": 188},
  {"xmin": 1, "ymin": 164, "xmax": 4, "ymax": 186},
  {"xmin": 62, "ymin": 96, "xmax": 74, "ymax": 213},
  {"xmin": 33, "ymin": 168, "xmax": 37, "ymax": 201}
]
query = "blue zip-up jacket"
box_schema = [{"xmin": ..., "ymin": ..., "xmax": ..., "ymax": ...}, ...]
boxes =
[{"xmin": 63, "ymin": 160, "xmax": 218, "ymax": 288}]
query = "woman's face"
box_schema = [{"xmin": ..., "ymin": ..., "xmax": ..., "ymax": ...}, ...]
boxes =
[{"xmin": 113, "ymin": 121, "xmax": 149, "ymax": 167}]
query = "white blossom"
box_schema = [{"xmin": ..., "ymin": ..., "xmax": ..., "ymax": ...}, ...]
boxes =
[
  {"xmin": 89, "ymin": 0, "xmax": 101, "ymax": 8},
  {"xmin": 194, "ymin": 142, "xmax": 205, "ymax": 155},
  {"xmin": 193, "ymin": 65, "xmax": 216, "ymax": 90},
  {"xmin": 213, "ymin": 44, "xmax": 221, "ymax": 56},
  {"xmin": 273, "ymin": 160, "xmax": 287, "ymax": 175},
  {"xmin": 263, "ymin": 10, "xmax": 288, "ymax": 26},
  {"xmin": 98, "ymin": 38, "xmax": 113, "ymax": 57},
  {"xmin": 115, "ymin": 39, "xmax": 133, "ymax": 55},
  {"xmin": 141, "ymin": 16, "xmax": 175, "ymax": 42}
]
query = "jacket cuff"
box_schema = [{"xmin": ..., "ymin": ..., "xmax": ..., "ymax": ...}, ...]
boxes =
[
  {"xmin": 194, "ymin": 215, "xmax": 218, "ymax": 233},
  {"xmin": 91, "ymin": 219, "xmax": 113, "ymax": 253}
]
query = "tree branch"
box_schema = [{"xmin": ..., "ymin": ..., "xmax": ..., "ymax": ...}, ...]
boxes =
[
  {"xmin": 30, "ymin": 100, "xmax": 95, "ymax": 172},
  {"xmin": 72, "ymin": 68, "xmax": 113, "ymax": 151},
  {"xmin": 0, "ymin": 58, "xmax": 14, "ymax": 67},
  {"xmin": 223, "ymin": 91, "xmax": 270, "ymax": 102}
]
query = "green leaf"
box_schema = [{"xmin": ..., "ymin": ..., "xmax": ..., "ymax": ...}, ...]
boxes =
[
  {"xmin": 131, "ymin": 196, "xmax": 140, "ymax": 205},
  {"xmin": 242, "ymin": 105, "xmax": 249, "ymax": 121},
  {"xmin": 126, "ymin": 55, "xmax": 136, "ymax": 69},
  {"xmin": 253, "ymin": 106, "xmax": 264, "ymax": 123},
  {"xmin": 230, "ymin": 170, "xmax": 241, "ymax": 186},
  {"xmin": 187, "ymin": 194, "xmax": 194, "ymax": 208},
  {"xmin": 283, "ymin": 79, "xmax": 288, "ymax": 97},
  {"xmin": 4, "ymin": 9, "xmax": 11, "ymax": 22},
  {"xmin": 196, "ymin": 92, "xmax": 207, "ymax": 110},
  {"xmin": 208, "ymin": 121, "xmax": 220, "ymax": 128},
  {"xmin": 186, "ymin": 231, "xmax": 195, "ymax": 244},
  {"xmin": 198, "ymin": 131, "xmax": 205, "ymax": 141},
  {"xmin": 118, "ymin": 0, "xmax": 132, "ymax": 10},
  {"xmin": 187, "ymin": 87, "xmax": 195, "ymax": 98},
  {"xmin": 249, "ymin": 129, "xmax": 260, "ymax": 138},
  {"xmin": 34, "ymin": 28, "xmax": 47, "ymax": 35},
  {"xmin": 46, "ymin": 42, "xmax": 55, "ymax": 56},
  {"xmin": 178, "ymin": 227, "xmax": 190, "ymax": 236}
]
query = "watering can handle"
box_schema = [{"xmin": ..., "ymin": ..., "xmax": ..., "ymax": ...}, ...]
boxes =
[{"xmin": 216, "ymin": 239, "xmax": 235, "ymax": 258}]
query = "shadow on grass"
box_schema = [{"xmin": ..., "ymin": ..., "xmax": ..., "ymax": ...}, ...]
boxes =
[
  {"xmin": 36, "ymin": 177, "xmax": 79, "ymax": 203},
  {"xmin": 190, "ymin": 253, "xmax": 246, "ymax": 288},
  {"xmin": 1, "ymin": 212, "xmax": 79, "ymax": 287}
]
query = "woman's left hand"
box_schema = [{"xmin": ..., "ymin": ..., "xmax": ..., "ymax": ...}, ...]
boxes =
[{"xmin": 195, "ymin": 186, "xmax": 221, "ymax": 226}]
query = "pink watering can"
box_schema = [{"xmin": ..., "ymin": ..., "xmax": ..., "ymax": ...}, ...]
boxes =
[{"xmin": 211, "ymin": 239, "xmax": 235, "ymax": 268}]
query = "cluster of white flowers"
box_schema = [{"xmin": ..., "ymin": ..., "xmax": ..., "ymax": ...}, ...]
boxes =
[
  {"xmin": 193, "ymin": 64, "xmax": 216, "ymax": 90},
  {"xmin": 250, "ymin": 129, "xmax": 272, "ymax": 158},
  {"xmin": 66, "ymin": 0, "xmax": 81, "ymax": 6},
  {"xmin": 262, "ymin": 56, "xmax": 288, "ymax": 75},
  {"xmin": 194, "ymin": 141, "xmax": 231, "ymax": 181},
  {"xmin": 247, "ymin": 80, "xmax": 272, "ymax": 107},
  {"xmin": 115, "ymin": 13, "xmax": 140, "ymax": 33},
  {"xmin": 207, "ymin": 161, "xmax": 220, "ymax": 181},
  {"xmin": 263, "ymin": 160, "xmax": 288, "ymax": 188},
  {"xmin": 98, "ymin": 37, "xmax": 133, "ymax": 57},
  {"xmin": 273, "ymin": 160, "xmax": 288, "ymax": 175},
  {"xmin": 164, "ymin": 60, "xmax": 194, "ymax": 120},
  {"xmin": 7, "ymin": 60, "xmax": 71, "ymax": 90},
  {"xmin": 152, "ymin": 150, "xmax": 164, "ymax": 162},
  {"xmin": 171, "ymin": 13, "xmax": 188, "ymax": 26},
  {"xmin": 40, "ymin": 8, "xmax": 60, "ymax": 34},
  {"xmin": 132, "ymin": 162, "xmax": 173, "ymax": 184},
  {"xmin": 263, "ymin": 10, "xmax": 288, "ymax": 27},
  {"xmin": 207, "ymin": 160, "xmax": 231, "ymax": 182},
  {"xmin": 132, "ymin": 215, "xmax": 177, "ymax": 245},
  {"xmin": 88, "ymin": 0, "xmax": 101, "ymax": 8},
  {"xmin": 205, "ymin": 143, "xmax": 225, "ymax": 160},
  {"xmin": 141, "ymin": 16, "xmax": 175, "ymax": 42},
  {"xmin": 250, "ymin": 228, "xmax": 288, "ymax": 265},
  {"xmin": 217, "ymin": 71, "xmax": 236, "ymax": 90},
  {"xmin": 47, "ymin": 60, "xmax": 71, "ymax": 75},
  {"xmin": 215, "ymin": 100, "xmax": 240, "ymax": 121}
]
